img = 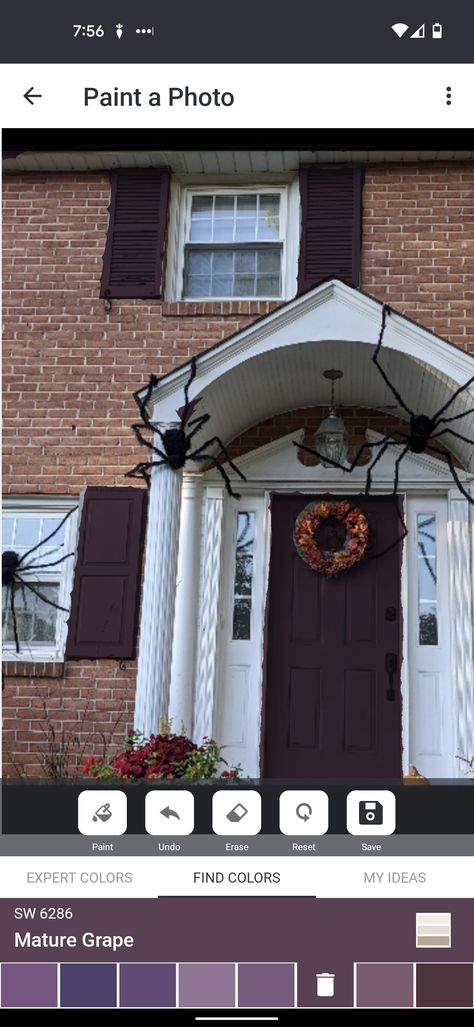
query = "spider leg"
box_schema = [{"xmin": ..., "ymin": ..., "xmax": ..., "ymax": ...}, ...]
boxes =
[
  {"xmin": 191, "ymin": 453, "xmax": 242, "ymax": 499},
  {"xmin": 432, "ymin": 373, "xmax": 474, "ymax": 420},
  {"xmin": 186, "ymin": 413, "xmax": 211, "ymax": 441},
  {"xmin": 22, "ymin": 579, "xmax": 70, "ymax": 613},
  {"xmin": 372, "ymin": 304, "xmax": 413, "ymax": 417},
  {"xmin": 8, "ymin": 582, "xmax": 20, "ymax": 654},
  {"xmin": 125, "ymin": 458, "xmax": 168, "ymax": 488},
  {"xmin": 434, "ymin": 409, "xmax": 474, "ymax": 427},
  {"xmin": 392, "ymin": 442, "xmax": 410, "ymax": 495},
  {"xmin": 181, "ymin": 356, "xmax": 198, "ymax": 425},
  {"xmin": 190, "ymin": 436, "xmax": 247, "ymax": 482},
  {"xmin": 137, "ymin": 374, "xmax": 159, "ymax": 430},
  {"xmin": 364, "ymin": 438, "xmax": 406, "ymax": 495},
  {"xmin": 369, "ymin": 492, "xmax": 408, "ymax": 560},
  {"xmin": 431, "ymin": 427, "xmax": 473, "ymax": 445},
  {"xmin": 21, "ymin": 552, "xmax": 75, "ymax": 572},
  {"xmin": 17, "ymin": 507, "xmax": 77, "ymax": 567},
  {"xmin": 131, "ymin": 423, "xmax": 167, "ymax": 455},
  {"xmin": 426, "ymin": 445, "xmax": 474, "ymax": 506}
]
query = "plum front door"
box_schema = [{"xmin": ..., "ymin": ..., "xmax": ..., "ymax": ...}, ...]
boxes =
[{"xmin": 262, "ymin": 494, "xmax": 403, "ymax": 778}]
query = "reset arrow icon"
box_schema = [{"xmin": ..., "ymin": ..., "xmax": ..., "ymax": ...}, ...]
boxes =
[
  {"xmin": 160, "ymin": 806, "xmax": 180, "ymax": 820},
  {"xmin": 24, "ymin": 87, "xmax": 42, "ymax": 105}
]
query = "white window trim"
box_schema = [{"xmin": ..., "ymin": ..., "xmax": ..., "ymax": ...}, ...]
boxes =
[
  {"xmin": 166, "ymin": 177, "xmax": 300, "ymax": 302},
  {"xmin": 2, "ymin": 496, "xmax": 80, "ymax": 662}
]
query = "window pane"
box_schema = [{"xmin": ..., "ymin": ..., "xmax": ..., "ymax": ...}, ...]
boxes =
[
  {"xmin": 187, "ymin": 250, "xmax": 212, "ymax": 275},
  {"xmin": 234, "ymin": 276, "xmax": 256, "ymax": 297},
  {"xmin": 2, "ymin": 581, "xmax": 59, "ymax": 646},
  {"xmin": 417, "ymin": 514, "xmax": 438, "ymax": 646},
  {"xmin": 232, "ymin": 512, "xmax": 255, "ymax": 640},
  {"xmin": 256, "ymin": 274, "xmax": 280, "ymax": 296},
  {"xmin": 236, "ymin": 194, "xmax": 257, "ymax": 214},
  {"xmin": 235, "ymin": 218, "xmax": 257, "ymax": 241},
  {"xmin": 235, "ymin": 251, "xmax": 256, "ymax": 273},
  {"xmin": 190, "ymin": 219, "xmax": 212, "ymax": 241},
  {"xmin": 257, "ymin": 249, "xmax": 280, "ymax": 273},
  {"xmin": 257, "ymin": 194, "xmax": 280, "ymax": 239},
  {"xmin": 212, "ymin": 251, "xmax": 234, "ymax": 274},
  {"xmin": 186, "ymin": 276, "xmax": 211, "ymax": 298},
  {"xmin": 3, "ymin": 518, "xmax": 14, "ymax": 547},
  {"xmin": 13, "ymin": 518, "xmax": 40, "ymax": 551}
]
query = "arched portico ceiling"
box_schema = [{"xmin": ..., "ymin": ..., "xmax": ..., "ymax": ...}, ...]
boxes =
[{"xmin": 140, "ymin": 280, "xmax": 474, "ymax": 470}]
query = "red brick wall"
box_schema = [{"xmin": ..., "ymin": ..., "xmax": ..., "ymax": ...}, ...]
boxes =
[
  {"xmin": 362, "ymin": 163, "xmax": 474, "ymax": 352},
  {"xmin": 2, "ymin": 160, "xmax": 473, "ymax": 776}
]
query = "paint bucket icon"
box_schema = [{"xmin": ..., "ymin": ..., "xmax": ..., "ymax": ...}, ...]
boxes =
[{"xmin": 316, "ymin": 973, "xmax": 335, "ymax": 997}]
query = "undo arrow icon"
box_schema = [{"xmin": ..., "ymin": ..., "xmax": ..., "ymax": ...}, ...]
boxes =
[
  {"xmin": 24, "ymin": 87, "xmax": 42, "ymax": 105},
  {"xmin": 160, "ymin": 806, "xmax": 180, "ymax": 820}
]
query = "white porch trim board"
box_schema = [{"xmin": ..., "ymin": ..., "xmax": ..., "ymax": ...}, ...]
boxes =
[
  {"xmin": 448, "ymin": 490, "xmax": 474, "ymax": 767},
  {"xmin": 193, "ymin": 485, "xmax": 225, "ymax": 742},
  {"xmin": 134, "ymin": 434, "xmax": 183, "ymax": 738}
]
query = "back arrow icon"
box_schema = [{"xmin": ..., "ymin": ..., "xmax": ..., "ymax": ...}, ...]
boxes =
[
  {"xmin": 160, "ymin": 806, "xmax": 180, "ymax": 820},
  {"xmin": 24, "ymin": 87, "xmax": 42, "ymax": 105}
]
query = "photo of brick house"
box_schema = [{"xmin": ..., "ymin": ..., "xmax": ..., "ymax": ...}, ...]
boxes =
[{"xmin": 2, "ymin": 132, "xmax": 473, "ymax": 780}]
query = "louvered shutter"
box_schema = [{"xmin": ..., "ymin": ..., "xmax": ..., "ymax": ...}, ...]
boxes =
[
  {"xmin": 100, "ymin": 168, "xmax": 170, "ymax": 298},
  {"xmin": 297, "ymin": 166, "xmax": 363, "ymax": 293},
  {"xmin": 65, "ymin": 487, "xmax": 147, "ymax": 659}
]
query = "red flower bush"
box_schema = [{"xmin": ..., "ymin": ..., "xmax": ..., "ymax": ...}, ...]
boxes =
[{"xmin": 82, "ymin": 731, "xmax": 242, "ymax": 781}]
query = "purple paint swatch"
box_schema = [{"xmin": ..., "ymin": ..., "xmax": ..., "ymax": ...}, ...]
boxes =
[
  {"xmin": 1, "ymin": 963, "xmax": 57, "ymax": 1008},
  {"xmin": 416, "ymin": 963, "xmax": 474, "ymax": 1008},
  {"xmin": 178, "ymin": 963, "xmax": 235, "ymax": 1007},
  {"xmin": 356, "ymin": 963, "xmax": 414, "ymax": 1007},
  {"xmin": 119, "ymin": 963, "xmax": 176, "ymax": 1007},
  {"xmin": 238, "ymin": 963, "xmax": 295, "ymax": 1007},
  {"xmin": 60, "ymin": 963, "xmax": 116, "ymax": 1008}
]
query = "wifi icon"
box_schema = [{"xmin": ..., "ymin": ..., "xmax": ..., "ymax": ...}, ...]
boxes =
[{"xmin": 392, "ymin": 23, "xmax": 409, "ymax": 37}]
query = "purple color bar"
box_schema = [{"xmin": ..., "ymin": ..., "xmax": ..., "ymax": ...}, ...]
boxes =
[
  {"xmin": 1, "ymin": 963, "xmax": 57, "ymax": 1008},
  {"xmin": 238, "ymin": 963, "xmax": 295, "ymax": 1007},
  {"xmin": 356, "ymin": 963, "xmax": 414, "ymax": 1007},
  {"xmin": 179, "ymin": 964, "xmax": 235, "ymax": 1007},
  {"xmin": 416, "ymin": 964, "xmax": 474, "ymax": 1008},
  {"xmin": 119, "ymin": 963, "xmax": 176, "ymax": 1007},
  {"xmin": 60, "ymin": 963, "xmax": 116, "ymax": 1008}
]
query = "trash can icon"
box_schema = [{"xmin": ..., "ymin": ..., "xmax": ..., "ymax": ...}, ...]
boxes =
[{"xmin": 316, "ymin": 972, "xmax": 335, "ymax": 997}]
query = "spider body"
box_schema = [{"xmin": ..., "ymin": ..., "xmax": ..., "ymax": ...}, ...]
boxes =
[
  {"xmin": 409, "ymin": 414, "xmax": 436, "ymax": 454},
  {"xmin": 160, "ymin": 426, "xmax": 192, "ymax": 469},
  {"xmin": 127, "ymin": 356, "xmax": 246, "ymax": 497},
  {"xmin": 2, "ymin": 551, "xmax": 20, "ymax": 586}
]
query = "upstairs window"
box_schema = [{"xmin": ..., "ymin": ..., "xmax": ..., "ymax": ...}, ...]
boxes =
[{"xmin": 184, "ymin": 192, "xmax": 283, "ymax": 299}]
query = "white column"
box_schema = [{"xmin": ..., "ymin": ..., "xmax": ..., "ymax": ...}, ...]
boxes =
[
  {"xmin": 447, "ymin": 491, "xmax": 474, "ymax": 771},
  {"xmin": 168, "ymin": 474, "xmax": 203, "ymax": 736},
  {"xmin": 193, "ymin": 485, "xmax": 225, "ymax": 741},
  {"xmin": 134, "ymin": 426, "xmax": 183, "ymax": 737}
]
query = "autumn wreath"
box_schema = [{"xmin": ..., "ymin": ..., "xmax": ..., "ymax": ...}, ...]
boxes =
[{"xmin": 293, "ymin": 500, "xmax": 369, "ymax": 576}]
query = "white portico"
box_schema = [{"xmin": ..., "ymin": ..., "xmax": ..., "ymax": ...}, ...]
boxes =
[{"xmin": 133, "ymin": 280, "xmax": 474, "ymax": 779}]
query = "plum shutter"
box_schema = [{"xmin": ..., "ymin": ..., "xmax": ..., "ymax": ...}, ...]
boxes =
[
  {"xmin": 100, "ymin": 168, "xmax": 170, "ymax": 298},
  {"xmin": 65, "ymin": 487, "xmax": 147, "ymax": 659},
  {"xmin": 297, "ymin": 166, "xmax": 363, "ymax": 293}
]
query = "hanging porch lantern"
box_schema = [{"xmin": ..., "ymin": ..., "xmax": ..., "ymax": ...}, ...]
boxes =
[{"xmin": 315, "ymin": 369, "xmax": 348, "ymax": 467}]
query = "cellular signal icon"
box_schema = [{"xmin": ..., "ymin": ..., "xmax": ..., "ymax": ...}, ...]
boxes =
[{"xmin": 391, "ymin": 23, "xmax": 409, "ymax": 38}]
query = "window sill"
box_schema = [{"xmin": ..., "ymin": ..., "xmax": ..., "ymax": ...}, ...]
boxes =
[
  {"xmin": 161, "ymin": 300, "xmax": 282, "ymax": 318},
  {"xmin": 3, "ymin": 660, "xmax": 65, "ymax": 678}
]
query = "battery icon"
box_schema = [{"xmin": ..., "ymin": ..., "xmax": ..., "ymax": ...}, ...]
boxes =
[{"xmin": 432, "ymin": 23, "xmax": 442, "ymax": 38}]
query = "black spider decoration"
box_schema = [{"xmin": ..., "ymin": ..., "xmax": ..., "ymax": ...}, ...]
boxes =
[
  {"xmin": 295, "ymin": 303, "xmax": 474, "ymax": 506},
  {"xmin": 2, "ymin": 507, "xmax": 77, "ymax": 654},
  {"xmin": 126, "ymin": 356, "xmax": 246, "ymax": 498}
]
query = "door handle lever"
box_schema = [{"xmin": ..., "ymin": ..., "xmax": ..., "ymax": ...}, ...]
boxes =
[{"xmin": 385, "ymin": 652, "xmax": 398, "ymax": 702}]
